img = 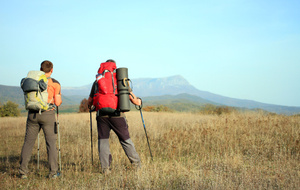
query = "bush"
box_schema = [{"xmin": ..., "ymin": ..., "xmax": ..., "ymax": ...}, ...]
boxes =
[
  {"xmin": 79, "ymin": 98, "xmax": 89, "ymax": 112},
  {"xmin": 199, "ymin": 104, "xmax": 236, "ymax": 115},
  {"xmin": 0, "ymin": 101, "xmax": 21, "ymax": 117},
  {"xmin": 143, "ymin": 105, "xmax": 174, "ymax": 112}
]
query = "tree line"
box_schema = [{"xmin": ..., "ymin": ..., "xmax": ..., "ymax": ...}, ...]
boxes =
[
  {"xmin": 0, "ymin": 99, "xmax": 241, "ymax": 117},
  {"xmin": 78, "ymin": 98, "xmax": 238, "ymax": 115}
]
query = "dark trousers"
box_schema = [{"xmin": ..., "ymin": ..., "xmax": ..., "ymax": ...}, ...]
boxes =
[{"xmin": 96, "ymin": 114, "xmax": 141, "ymax": 171}]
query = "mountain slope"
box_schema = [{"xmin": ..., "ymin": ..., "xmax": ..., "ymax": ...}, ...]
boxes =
[
  {"xmin": 0, "ymin": 85, "xmax": 24, "ymax": 105},
  {"xmin": 131, "ymin": 75, "xmax": 261, "ymax": 107},
  {"xmin": 142, "ymin": 93, "xmax": 219, "ymax": 105},
  {"xmin": 60, "ymin": 75, "xmax": 300, "ymax": 115},
  {"xmin": 2, "ymin": 74, "xmax": 300, "ymax": 115},
  {"xmin": 0, "ymin": 85, "xmax": 82, "ymax": 106},
  {"xmin": 130, "ymin": 75, "xmax": 300, "ymax": 115},
  {"xmin": 141, "ymin": 93, "xmax": 221, "ymax": 112}
]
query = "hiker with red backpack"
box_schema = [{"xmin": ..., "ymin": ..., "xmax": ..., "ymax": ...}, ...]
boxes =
[{"xmin": 88, "ymin": 59, "xmax": 141, "ymax": 174}]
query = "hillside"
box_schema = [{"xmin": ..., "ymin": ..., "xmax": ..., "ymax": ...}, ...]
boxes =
[
  {"xmin": 141, "ymin": 93, "xmax": 220, "ymax": 112},
  {"xmin": 59, "ymin": 75, "xmax": 300, "ymax": 115},
  {"xmin": 131, "ymin": 75, "xmax": 300, "ymax": 115},
  {"xmin": 0, "ymin": 85, "xmax": 24, "ymax": 105},
  {"xmin": 2, "ymin": 74, "xmax": 300, "ymax": 115},
  {"xmin": 0, "ymin": 85, "xmax": 82, "ymax": 107}
]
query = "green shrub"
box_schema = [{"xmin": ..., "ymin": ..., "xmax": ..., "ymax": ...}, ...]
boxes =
[{"xmin": 0, "ymin": 101, "xmax": 21, "ymax": 117}]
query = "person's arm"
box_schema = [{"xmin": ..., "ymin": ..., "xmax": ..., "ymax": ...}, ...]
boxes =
[
  {"xmin": 129, "ymin": 92, "xmax": 141, "ymax": 106},
  {"xmin": 88, "ymin": 81, "xmax": 97, "ymax": 108},
  {"xmin": 88, "ymin": 97, "xmax": 93, "ymax": 107},
  {"xmin": 54, "ymin": 84, "xmax": 62, "ymax": 107}
]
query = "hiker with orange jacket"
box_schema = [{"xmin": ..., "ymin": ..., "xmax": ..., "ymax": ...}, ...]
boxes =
[
  {"xmin": 19, "ymin": 60, "xmax": 62, "ymax": 179},
  {"xmin": 88, "ymin": 59, "xmax": 141, "ymax": 174}
]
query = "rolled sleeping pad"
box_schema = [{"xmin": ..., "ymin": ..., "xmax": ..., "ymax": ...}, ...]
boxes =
[{"xmin": 116, "ymin": 67, "xmax": 131, "ymax": 112}]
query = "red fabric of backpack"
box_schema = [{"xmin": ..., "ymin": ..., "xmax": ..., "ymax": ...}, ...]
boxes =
[{"xmin": 93, "ymin": 61, "xmax": 118, "ymax": 114}]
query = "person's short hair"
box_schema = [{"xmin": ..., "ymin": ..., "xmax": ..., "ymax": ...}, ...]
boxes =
[
  {"xmin": 106, "ymin": 59, "xmax": 115, "ymax": 63},
  {"xmin": 40, "ymin": 60, "xmax": 53, "ymax": 73}
]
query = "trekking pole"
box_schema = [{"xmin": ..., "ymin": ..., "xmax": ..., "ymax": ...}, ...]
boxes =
[
  {"xmin": 37, "ymin": 132, "xmax": 40, "ymax": 170},
  {"xmin": 89, "ymin": 109, "xmax": 93, "ymax": 165},
  {"xmin": 135, "ymin": 98, "xmax": 153, "ymax": 160},
  {"xmin": 56, "ymin": 107, "xmax": 62, "ymax": 173}
]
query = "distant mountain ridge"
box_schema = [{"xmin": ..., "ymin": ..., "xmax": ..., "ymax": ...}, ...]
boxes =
[
  {"xmin": 62, "ymin": 75, "xmax": 300, "ymax": 114},
  {"xmin": 130, "ymin": 75, "xmax": 300, "ymax": 114},
  {"xmin": 1, "ymin": 75, "xmax": 300, "ymax": 115}
]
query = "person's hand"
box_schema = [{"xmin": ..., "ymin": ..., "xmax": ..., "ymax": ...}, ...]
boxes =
[
  {"xmin": 89, "ymin": 105, "xmax": 96, "ymax": 112},
  {"xmin": 135, "ymin": 98, "xmax": 141, "ymax": 106}
]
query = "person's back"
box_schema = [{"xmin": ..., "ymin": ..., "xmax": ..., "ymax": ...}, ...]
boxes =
[
  {"xmin": 19, "ymin": 60, "xmax": 62, "ymax": 179},
  {"xmin": 88, "ymin": 59, "xmax": 141, "ymax": 174}
]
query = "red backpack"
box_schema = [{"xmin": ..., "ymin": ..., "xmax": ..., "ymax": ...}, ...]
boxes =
[{"xmin": 93, "ymin": 61, "xmax": 118, "ymax": 114}]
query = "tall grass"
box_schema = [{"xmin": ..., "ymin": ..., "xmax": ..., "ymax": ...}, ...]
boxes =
[{"xmin": 0, "ymin": 111, "xmax": 299, "ymax": 189}]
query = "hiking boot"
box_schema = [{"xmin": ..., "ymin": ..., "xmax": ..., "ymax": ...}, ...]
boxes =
[
  {"xmin": 20, "ymin": 174, "xmax": 28, "ymax": 179},
  {"xmin": 102, "ymin": 169, "xmax": 111, "ymax": 175},
  {"xmin": 49, "ymin": 172, "xmax": 60, "ymax": 179},
  {"xmin": 132, "ymin": 162, "xmax": 142, "ymax": 171}
]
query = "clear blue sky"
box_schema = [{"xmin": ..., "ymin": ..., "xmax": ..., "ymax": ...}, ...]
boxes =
[{"xmin": 1, "ymin": 0, "xmax": 299, "ymax": 107}]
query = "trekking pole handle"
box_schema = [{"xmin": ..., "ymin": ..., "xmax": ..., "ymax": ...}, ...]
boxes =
[
  {"xmin": 56, "ymin": 107, "xmax": 60, "ymax": 125},
  {"xmin": 135, "ymin": 97, "xmax": 143, "ymax": 110},
  {"xmin": 56, "ymin": 106, "xmax": 59, "ymax": 120},
  {"xmin": 89, "ymin": 105, "xmax": 96, "ymax": 112}
]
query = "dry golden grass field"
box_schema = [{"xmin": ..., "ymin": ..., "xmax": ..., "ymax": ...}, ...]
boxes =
[{"xmin": 0, "ymin": 111, "xmax": 299, "ymax": 189}]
